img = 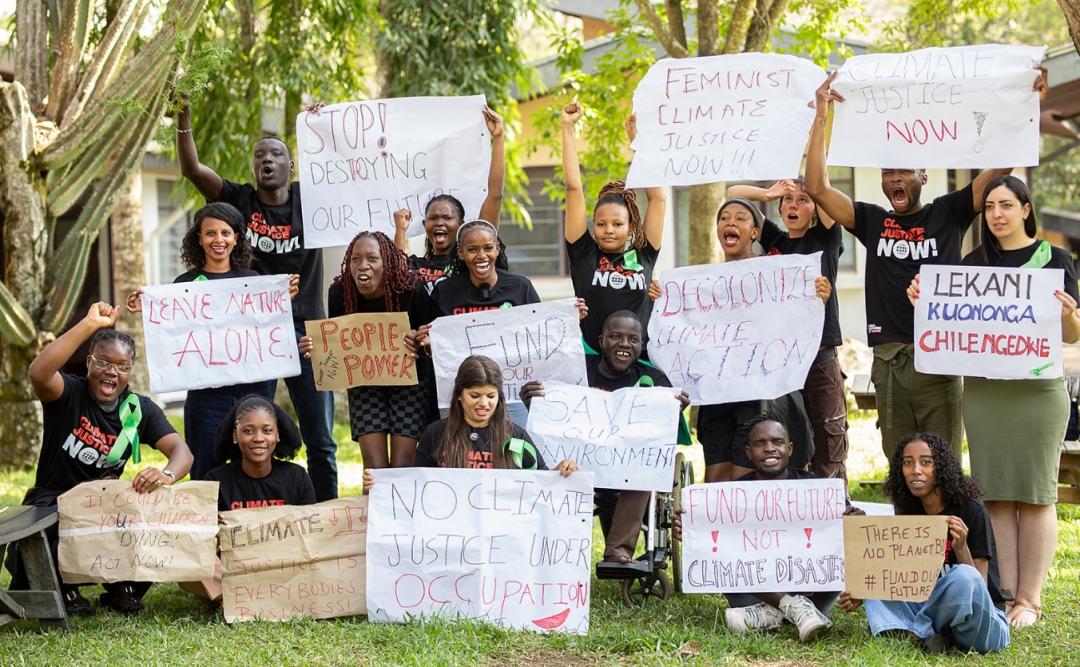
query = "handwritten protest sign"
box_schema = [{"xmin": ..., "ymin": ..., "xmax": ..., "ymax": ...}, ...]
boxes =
[
  {"xmin": 527, "ymin": 383, "xmax": 680, "ymax": 491},
  {"xmin": 681, "ymin": 479, "xmax": 846, "ymax": 593},
  {"xmin": 829, "ymin": 44, "xmax": 1046, "ymax": 168},
  {"xmin": 430, "ymin": 298, "xmax": 587, "ymax": 408},
  {"xmin": 843, "ymin": 515, "xmax": 948, "ymax": 602},
  {"xmin": 296, "ymin": 95, "xmax": 490, "ymax": 247},
  {"xmin": 366, "ymin": 468, "xmax": 594, "ymax": 634},
  {"xmin": 915, "ymin": 264, "xmax": 1063, "ymax": 379},
  {"xmin": 58, "ymin": 481, "xmax": 217, "ymax": 583},
  {"xmin": 218, "ymin": 497, "xmax": 368, "ymax": 623},
  {"xmin": 141, "ymin": 274, "xmax": 300, "ymax": 393},
  {"xmin": 626, "ymin": 54, "xmax": 825, "ymax": 187},
  {"xmin": 646, "ymin": 254, "xmax": 824, "ymax": 405},
  {"xmin": 305, "ymin": 312, "xmax": 417, "ymax": 390}
]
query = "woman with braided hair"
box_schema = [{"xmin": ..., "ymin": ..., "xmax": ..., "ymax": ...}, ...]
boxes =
[
  {"xmin": 561, "ymin": 102, "xmax": 667, "ymax": 353},
  {"xmin": 300, "ymin": 230, "xmax": 430, "ymax": 469}
]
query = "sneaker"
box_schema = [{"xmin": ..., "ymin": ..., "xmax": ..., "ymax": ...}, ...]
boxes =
[
  {"xmin": 725, "ymin": 602, "xmax": 785, "ymax": 633},
  {"xmin": 100, "ymin": 585, "xmax": 144, "ymax": 615},
  {"xmin": 779, "ymin": 595, "xmax": 832, "ymax": 642},
  {"xmin": 62, "ymin": 588, "xmax": 93, "ymax": 617}
]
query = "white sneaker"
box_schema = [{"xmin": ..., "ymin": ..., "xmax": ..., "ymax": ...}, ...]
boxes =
[
  {"xmin": 778, "ymin": 595, "xmax": 832, "ymax": 642},
  {"xmin": 725, "ymin": 602, "xmax": 785, "ymax": 634}
]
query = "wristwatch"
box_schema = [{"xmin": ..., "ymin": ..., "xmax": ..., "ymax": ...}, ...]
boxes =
[{"xmin": 162, "ymin": 469, "xmax": 176, "ymax": 483}]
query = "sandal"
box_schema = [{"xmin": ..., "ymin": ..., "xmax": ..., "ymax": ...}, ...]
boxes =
[{"xmin": 1007, "ymin": 603, "xmax": 1040, "ymax": 628}]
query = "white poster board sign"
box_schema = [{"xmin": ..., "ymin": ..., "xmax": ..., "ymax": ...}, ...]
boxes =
[
  {"xmin": 681, "ymin": 479, "xmax": 846, "ymax": 593},
  {"xmin": 296, "ymin": 95, "xmax": 490, "ymax": 247},
  {"xmin": 915, "ymin": 264, "xmax": 1063, "ymax": 379},
  {"xmin": 141, "ymin": 275, "xmax": 300, "ymax": 393},
  {"xmin": 829, "ymin": 44, "xmax": 1046, "ymax": 168},
  {"xmin": 366, "ymin": 468, "xmax": 594, "ymax": 634},
  {"xmin": 646, "ymin": 254, "xmax": 824, "ymax": 405},
  {"xmin": 626, "ymin": 54, "xmax": 825, "ymax": 187},
  {"xmin": 430, "ymin": 298, "xmax": 587, "ymax": 408},
  {"xmin": 527, "ymin": 383, "xmax": 680, "ymax": 491}
]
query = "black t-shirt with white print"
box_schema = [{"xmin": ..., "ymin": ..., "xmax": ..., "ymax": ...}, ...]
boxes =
[
  {"xmin": 566, "ymin": 234, "xmax": 659, "ymax": 349},
  {"xmin": 415, "ymin": 418, "xmax": 547, "ymax": 470},
  {"xmin": 218, "ymin": 179, "xmax": 324, "ymax": 321},
  {"xmin": 204, "ymin": 459, "xmax": 316, "ymax": 512},
  {"xmin": 427, "ymin": 269, "xmax": 540, "ymax": 318},
  {"xmin": 24, "ymin": 374, "xmax": 175, "ymax": 506},
  {"xmin": 853, "ymin": 184, "xmax": 976, "ymax": 346},
  {"xmin": 760, "ymin": 219, "xmax": 844, "ymax": 347},
  {"xmin": 938, "ymin": 499, "xmax": 1007, "ymax": 606}
]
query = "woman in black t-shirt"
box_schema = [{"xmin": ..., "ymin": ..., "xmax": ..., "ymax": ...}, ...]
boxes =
[
  {"xmin": 300, "ymin": 231, "xmax": 430, "ymax": 470},
  {"xmin": 561, "ymin": 103, "xmax": 666, "ymax": 352},
  {"xmin": 393, "ymin": 106, "xmax": 508, "ymax": 293},
  {"xmin": 126, "ymin": 203, "xmax": 295, "ymax": 480},
  {"xmin": 364, "ymin": 356, "xmax": 576, "ymax": 490},
  {"xmin": 910, "ymin": 175, "xmax": 1080, "ymax": 628}
]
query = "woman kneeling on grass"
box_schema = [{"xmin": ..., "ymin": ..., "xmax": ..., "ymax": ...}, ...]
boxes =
[
  {"xmin": 839, "ymin": 432, "xmax": 1010, "ymax": 654},
  {"xmin": 364, "ymin": 355, "xmax": 576, "ymax": 491}
]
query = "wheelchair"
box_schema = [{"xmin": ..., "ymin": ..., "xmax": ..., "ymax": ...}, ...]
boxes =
[{"xmin": 595, "ymin": 451, "xmax": 695, "ymax": 606}]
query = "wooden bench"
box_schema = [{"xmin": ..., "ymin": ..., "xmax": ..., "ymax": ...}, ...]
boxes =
[
  {"xmin": 0, "ymin": 506, "xmax": 69, "ymax": 632},
  {"xmin": 1060, "ymin": 441, "xmax": 1080, "ymax": 504}
]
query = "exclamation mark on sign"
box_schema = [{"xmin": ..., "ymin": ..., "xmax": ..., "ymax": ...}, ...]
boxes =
[
  {"xmin": 804, "ymin": 527, "xmax": 813, "ymax": 549},
  {"xmin": 711, "ymin": 530, "xmax": 719, "ymax": 553},
  {"xmin": 972, "ymin": 111, "xmax": 988, "ymax": 154},
  {"xmin": 377, "ymin": 102, "xmax": 389, "ymax": 157}
]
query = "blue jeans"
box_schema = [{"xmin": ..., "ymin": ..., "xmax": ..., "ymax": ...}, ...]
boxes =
[
  {"xmin": 185, "ymin": 383, "xmax": 273, "ymax": 480},
  {"xmin": 272, "ymin": 321, "xmax": 337, "ymax": 501},
  {"xmin": 725, "ymin": 591, "xmax": 839, "ymax": 614},
  {"xmin": 864, "ymin": 564, "xmax": 1010, "ymax": 654}
]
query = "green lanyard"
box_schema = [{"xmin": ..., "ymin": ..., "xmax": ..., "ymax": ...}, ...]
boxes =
[
  {"xmin": 105, "ymin": 394, "xmax": 143, "ymax": 465},
  {"xmin": 1020, "ymin": 241, "xmax": 1052, "ymax": 269},
  {"xmin": 504, "ymin": 437, "xmax": 539, "ymax": 470}
]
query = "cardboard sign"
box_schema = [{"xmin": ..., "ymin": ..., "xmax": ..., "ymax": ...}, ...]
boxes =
[
  {"xmin": 57, "ymin": 481, "xmax": 218, "ymax": 583},
  {"xmin": 843, "ymin": 515, "xmax": 949, "ymax": 601},
  {"xmin": 305, "ymin": 312, "xmax": 417, "ymax": 390},
  {"xmin": 915, "ymin": 264, "xmax": 1063, "ymax": 379},
  {"xmin": 296, "ymin": 95, "xmax": 490, "ymax": 247},
  {"xmin": 647, "ymin": 254, "xmax": 824, "ymax": 405},
  {"xmin": 527, "ymin": 383, "xmax": 680, "ymax": 492},
  {"xmin": 829, "ymin": 44, "xmax": 1046, "ymax": 168},
  {"xmin": 366, "ymin": 468, "xmax": 594, "ymax": 634},
  {"xmin": 430, "ymin": 298, "xmax": 588, "ymax": 408},
  {"xmin": 141, "ymin": 274, "xmax": 300, "ymax": 393},
  {"xmin": 681, "ymin": 479, "xmax": 846, "ymax": 593},
  {"xmin": 218, "ymin": 497, "xmax": 368, "ymax": 623},
  {"xmin": 626, "ymin": 54, "xmax": 825, "ymax": 186}
]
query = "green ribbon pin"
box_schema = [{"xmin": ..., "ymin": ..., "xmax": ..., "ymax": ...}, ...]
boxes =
[
  {"xmin": 622, "ymin": 249, "xmax": 642, "ymax": 272},
  {"xmin": 105, "ymin": 394, "xmax": 143, "ymax": 466},
  {"xmin": 634, "ymin": 375, "xmax": 654, "ymax": 387},
  {"xmin": 1020, "ymin": 240, "xmax": 1052, "ymax": 269},
  {"xmin": 194, "ymin": 274, "xmax": 209, "ymax": 282},
  {"xmin": 504, "ymin": 437, "xmax": 539, "ymax": 470}
]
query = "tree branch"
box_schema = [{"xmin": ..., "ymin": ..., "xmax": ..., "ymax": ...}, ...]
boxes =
[
  {"xmin": 665, "ymin": 0, "xmax": 687, "ymax": 51},
  {"xmin": 723, "ymin": 0, "xmax": 757, "ymax": 54},
  {"xmin": 14, "ymin": 0, "xmax": 48, "ymax": 112},
  {"xmin": 745, "ymin": 0, "xmax": 790, "ymax": 52},
  {"xmin": 698, "ymin": 0, "xmax": 719, "ymax": 56},
  {"xmin": 635, "ymin": 0, "xmax": 690, "ymax": 58},
  {"xmin": 1059, "ymin": 0, "xmax": 1080, "ymax": 58}
]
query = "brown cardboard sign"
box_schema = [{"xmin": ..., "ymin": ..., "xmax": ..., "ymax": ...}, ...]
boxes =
[
  {"xmin": 305, "ymin": 313, "xmax": 417, "ymax": 390},
  {"xmin": 843, "ymin": 515, "xmax": 948, "ymax": 601}
]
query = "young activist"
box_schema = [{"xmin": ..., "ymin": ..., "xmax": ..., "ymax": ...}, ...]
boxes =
[
  {"xmin": 803, "ymin": 70, "xmax": 1048, "ymax": 460},
  {"xmin": 364, "ymin": 355, "xmax": 576, "ymax": 492},
  {"xmin": 176, "ymin": 101, "xmax": 338, "ymax": 501},
  {"xmin": 725, "ymin": 180, "xmax": 850, "ymax": 484},
  {"xmin": 299, "ymin": 231, "xmax": 430, "ymax": 469},
  {"xmin": 908, "ymin": 175, "xmax": 1079, "ymax": 628},
  {"xmin": 5, "ymin": 303, "xmax": 192, "ymax": 616},
  {"xmin": 561, "ymin": 103, "xmax": 665, "ymax": 353},
  {"xmin": 519, "ymin": 310, "xmax": 690, "ymax": 564},
  {"xmin": 125, "ymin": 202, "xmax": 295, "ymax": 480},
  {"xmin": 839, "ymin": 433, "xmax": 1010, "ymax": 654}
]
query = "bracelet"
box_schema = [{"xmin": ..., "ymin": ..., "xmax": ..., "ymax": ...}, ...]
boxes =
[{"xmin": 176, "ymin": 128, "xmax": 193, "ymax": 134}]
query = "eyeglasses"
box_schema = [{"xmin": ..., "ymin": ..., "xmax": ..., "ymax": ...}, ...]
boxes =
[{"xmin": 89, "ymin": 355, "xmax": 132, "ymax": 375}]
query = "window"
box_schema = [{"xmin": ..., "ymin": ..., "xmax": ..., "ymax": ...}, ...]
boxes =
[
  {"xmin": 827, "ymin": 166, "xmax": 857, "ymax": 271},
  {"xmin": 500, "ymin": 167, "xmax": 565, "ymax": 277},
  {"xmin": 152, "ymin": 179, "xmax": 192, "ymax": 284}
]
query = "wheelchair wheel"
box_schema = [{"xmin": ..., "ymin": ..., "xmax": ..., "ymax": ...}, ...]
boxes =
[
  {"xmin": 620, "ymin": 571, "xmax": 672, "ymax": 607},
  {"xmin": 672, "ymin": 452, "xmax": 695, "ymax": 594}
]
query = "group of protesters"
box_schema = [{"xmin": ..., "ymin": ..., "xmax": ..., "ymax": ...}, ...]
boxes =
[{"xmin": 4, "ymin": 60, "xmax": 1071, "ymax": 656}]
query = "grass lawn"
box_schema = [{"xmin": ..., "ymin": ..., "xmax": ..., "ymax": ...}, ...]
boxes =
[{"xmin": 1, "ymin": 415, "xmax": 1078, "ymax": 665}]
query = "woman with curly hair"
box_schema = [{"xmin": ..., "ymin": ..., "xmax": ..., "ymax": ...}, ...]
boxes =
[
  {"xmin": 126, "ymin": 202, "xmax": 295, "ymax": 479},
  {"xmin": 561, "ymin": 102, "xmax": 666, "ymax": 353},
  {"xmin": 301, "ymin": 231, "xmax": 430, "ymax": 469},
  {"xmin": 838, "ymin": 433, "xmax": 1010, "ymax": 654}
]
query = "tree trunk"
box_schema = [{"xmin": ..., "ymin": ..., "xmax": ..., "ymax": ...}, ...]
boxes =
[
  {"xmin": 1059, "ymin": 1, "xmax": 1080, "ymax": 56},
  {"xmin": 686, "ymin": 182, "xmax": 723, "ymax": 265},
  {"xmin": 109, "ymin": 172, "xmax": 150, "ymax": 390},
  {"xmin": 0, "ymin": 82, "xmax": 48, "ymax": 467}
]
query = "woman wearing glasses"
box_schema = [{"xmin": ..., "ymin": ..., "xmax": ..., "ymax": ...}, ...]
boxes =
[{"xmin": 5, "ymin": 302, "xmax": 192, "ymax": 616}]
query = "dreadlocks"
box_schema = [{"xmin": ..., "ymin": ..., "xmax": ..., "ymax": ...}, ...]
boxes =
[
  {"xmin": 336, "ymin": 231, "xmax": 417, "ymax": 313},
  {"xmin": 595, "ymin": 180, "xmax": 645, "ymax": 250}
]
